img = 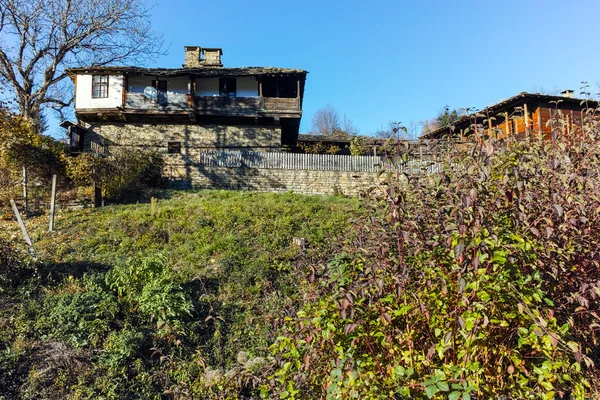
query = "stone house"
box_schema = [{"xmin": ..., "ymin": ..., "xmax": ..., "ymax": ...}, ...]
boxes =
[{"xmin": 62, "ymin": 46, "xmax": 307, "ymax": 179}]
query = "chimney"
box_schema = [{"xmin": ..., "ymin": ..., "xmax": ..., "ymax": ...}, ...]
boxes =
[
  {"xmin": 183, "ymin": 46, "xmax": 201, "ymax": 68},
  {"xmin": 201, "ymin": 48, "xmax": 223, "ymax": 68},
  {"xmin": 183, "ymin": 46, "xmax": 223, "ymax": 68},
  {"xmin": 561, "ymin": 89, "xmax": 575, "ymax": 98}
]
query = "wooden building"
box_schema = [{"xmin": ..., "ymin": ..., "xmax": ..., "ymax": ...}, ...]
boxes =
[
  {"xmin": 421, "ymin": 91, "xmax": 599, "ymax": 141},
  {"xmin": 293, "ymin": 134, "xmax": 388, "ymax": 155},
  {"xmin": 64, "ymin": 46, "xmax": 307, "ymax": 159}
]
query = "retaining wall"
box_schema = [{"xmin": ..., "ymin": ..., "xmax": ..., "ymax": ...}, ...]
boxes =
[{"xmin": 167, "ymin": 164, "xmax": 382, "ymax": 196}]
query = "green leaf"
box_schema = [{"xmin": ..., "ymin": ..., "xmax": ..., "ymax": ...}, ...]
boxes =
[
  {"xmin": 479, "ymin": 291, "xmax": 491, "ymax": 302},
  {"xmin": 425, "ymin": 384, "xmax": 438, "ymax": 399},
  {"xmin": 449, "ymin": 391, "xmax": 462, "ymax": 400},
  {"xmin": 436, "ymin": 381, "xmax": 450, "ymax": 392}
]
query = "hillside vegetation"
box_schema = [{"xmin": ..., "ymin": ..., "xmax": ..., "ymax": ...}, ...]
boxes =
[
  {"xmin": 3, "ymin": 111, "xmax": 600, "ymax": 399},
  {"xmin": 0, "ymin": 191, "xmax": 361, "ymax": 399}
]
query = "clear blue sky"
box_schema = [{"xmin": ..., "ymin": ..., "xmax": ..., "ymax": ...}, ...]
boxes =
[{"xmin": 67, "ymin": 0, "xmax": 600, "ymax": 137}]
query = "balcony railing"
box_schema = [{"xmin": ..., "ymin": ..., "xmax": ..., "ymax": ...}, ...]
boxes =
[{"xmin": 125, "ymin": 93, "xmax": 300, "ymax": 114}]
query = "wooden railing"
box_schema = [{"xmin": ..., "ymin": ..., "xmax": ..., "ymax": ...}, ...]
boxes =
[
  {"xmin": 125, "ymin": 93, "xmax": 300, "ymax": 114},
  {"xmin": 198, "ymin": 150, "xmax": 441, "ymax": 174},
  {"xmin": 263, "ymin": 97, "xmax": 299, "ymax": 111},
  {"xmin": 90, "ymin": 141, "xmax": 107, "ymax": 155}
]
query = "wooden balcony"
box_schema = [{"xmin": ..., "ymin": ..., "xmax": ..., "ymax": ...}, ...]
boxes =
[{"xmin": 124, "ymin": 93, "xmax": 300, "ymax": 117}]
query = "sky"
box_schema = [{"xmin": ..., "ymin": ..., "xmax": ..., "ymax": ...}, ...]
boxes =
[{"xmin": 53, "ymin": 0, "xmax": 600, "ymax": 137}]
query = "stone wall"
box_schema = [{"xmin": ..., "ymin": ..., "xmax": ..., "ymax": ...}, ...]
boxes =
[
  {"xmin": 166, "ymin": 163, "xmax": 382, "ymax": 196},
  {"xmin": 83, "ymin": 123, "xmax": 282, "ymax": 158}
]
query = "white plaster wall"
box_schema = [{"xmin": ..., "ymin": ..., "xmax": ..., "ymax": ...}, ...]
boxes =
[
  {"xmin": 196, "ymin": 78, "xmax": 219, "ymax": 96},
  {"xmin": 128, "ymin": 76, "xmax": 188, "ymax": 94},
  {"xmin": 128, "ymin": 76, "xmax": 151, "ymax": 93},
  {"xmin": 237, "ymin": 77, "xmax": 258, "ymax": 97},
  {"xmin": 75, "ymin": 74, "xmax": 123, "ymax": 109},
  {"xmin": 168, "ymin": 77, "xmax": 188, "ymax": 94}
]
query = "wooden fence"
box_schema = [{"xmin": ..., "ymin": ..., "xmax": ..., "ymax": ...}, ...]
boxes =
[{"xmin": 198, "ymin": 150, "xmax": 441, "ymax": 174}]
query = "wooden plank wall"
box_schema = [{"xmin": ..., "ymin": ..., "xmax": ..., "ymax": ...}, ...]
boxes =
[{"xmin": 477, "ymin": 102, "xmax": 590, "ymax": 141}]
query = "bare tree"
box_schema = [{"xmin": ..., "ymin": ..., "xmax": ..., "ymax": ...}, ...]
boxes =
[
  {"xmin": 311, "ymin": 105, "xmax": 341, "ymax": 136},
  {"xmin": 419, "ymin": 117, "xmax": 440, "ymax": 135},
  {"xmin": 341, "ymin": 114, "xmax": 358, "ymax": 136},
  {"xmin": 0, "ymin": 0, "xmax": 164, "ymax": 125},
  {"xmin": 531, "ymin": 85, "xmax": 561, "ymax": 96}
]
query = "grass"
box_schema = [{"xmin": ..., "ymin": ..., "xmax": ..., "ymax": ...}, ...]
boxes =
[
  {"xmin": 0, "ymin": 189, "xmax": 362, "ymax": 398},
  {"xmin": 13, "ymin": 190, "xmax": 356, "ymax": 268}
]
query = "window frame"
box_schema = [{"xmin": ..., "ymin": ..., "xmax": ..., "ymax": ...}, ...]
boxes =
[
  {"xmin": 167, "ymin": 141, "xmax": 181, "ymax": 154},
  {"xmin": 92, "ymin": 75, "xmax": 109, "ymax": 99}
]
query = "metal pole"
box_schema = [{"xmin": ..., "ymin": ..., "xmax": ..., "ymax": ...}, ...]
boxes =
[
  {"xmin": 10, "ymin": 199, "xmax": 36, "ymax": 259},
  {"xmin": 49, "ymin": 174, "xmax": 57, "ymax": 232}
]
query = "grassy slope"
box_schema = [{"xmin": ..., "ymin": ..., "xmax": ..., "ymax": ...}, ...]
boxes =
[
  {"xmin": 0, "ymin": 190, "xmax": 361, "ymax": 398},
  {"xmin": 27, "ymin": 190, "xmax": 355, "ymax": 270}
]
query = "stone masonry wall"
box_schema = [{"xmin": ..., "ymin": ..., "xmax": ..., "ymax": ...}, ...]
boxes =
[
  {"xmin": 167, "ymin": 164, "xmax": 382, "ymax": 196},
  {"xmin": 81, "ymin": 123, "xmax": 382, "ymax": 196},
  {"xmin": 83, "ymin": 123, "xmax": 282, "ymax": 159}
]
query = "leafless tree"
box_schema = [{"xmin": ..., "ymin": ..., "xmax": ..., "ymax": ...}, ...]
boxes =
[
  {"xmin": 311, "ymin": 105, "xmax": 341, "ymax": 136},
  {"xmin": 0, "ymin": 0, "xmax": 164, "ymax": 125},
  {"xmin": 311, "ymin": 105, "xmax": 358, "ymax": 136},
  {"xmin": 419, "ymin": 118, "xmax": 440, "ymax": 135},
  {"xmin": 531, "ymin": 85, "xmax": 561, "ymax": 96},
  {"xmin": 341, "ymin": 114, "xmax": 358, "ymax": 136}
]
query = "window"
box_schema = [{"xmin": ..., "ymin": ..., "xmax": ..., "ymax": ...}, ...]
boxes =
[
  {"xmin": 92, "ymin": 75, "xmax": 109, "ymax": 98},
  {"xmin": 219, "ymin": 78, "xmax": 236, "ymax": 98},
  {"xmin": 167, "ymin": 142, "xmax": 181, "ymax": 154},
  {"xmin": 261, "ymin": 77, "xmax": 298, "ymax": 98}
]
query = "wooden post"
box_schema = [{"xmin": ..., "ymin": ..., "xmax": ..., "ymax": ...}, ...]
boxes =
[
  {"xmin": 524, "ymin": 103, "xmax": 529, "ymax": 135},
  {"xmin": 10, "ymin": 199, "xmax": 36, "ymax": 259},
  {"xmin": 22, "ymin": 166, "xmax": 28, "ymax": 215},
  {"xmin": 93, "ymin": 182, "xmax": 102, "ymax": 208},
  {"xmin": 537, "ymin": 106, "xmax": 543, "ymax": 138},
  {"xmin": 122, "ymin": 74, "xmax": 127, "ymax": 107},
  {"xmin": 187, "ymin": 75, "xmax": 196, "ymax": 108},
  {"xmin": 297, "ymin": 80, "xmax": 301, "ymax": 110},
  {"xmin": 505, "ymin": 112, "xmax": 510, "ymax": 139},
  {"xmin": 49, "ymin": 174, "xmax": 57, "ymax": 232}
]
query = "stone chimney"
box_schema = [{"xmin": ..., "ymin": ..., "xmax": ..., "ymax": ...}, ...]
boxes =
[
  {"xmin": 561, "ymin": 89, "xmax": 575, "ymax": 98},
  {"xmin": 201, "ymin": 48, "xmax": 223, "ymax": 68},
  {"xmin": 183, "ymin": 46, "xmax": 201, "ymax": 68},
  {"xmin": 183, "ymin": 46, "xmax": 223, "ymax": 68}
]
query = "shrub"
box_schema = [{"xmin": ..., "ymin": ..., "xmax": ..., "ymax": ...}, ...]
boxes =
[
  {"xmin": 0, "ymin": 238, "xmax": 36, "ymax": 289},
  {"xmin": 66, "ymin": 147, "xmax": 165, "ymax": 204},
  {"xmin": 271, "ymin": 112, "xmax": 600, "ymax": 398},
  {"xmin": 0, "ymin": 108, "xmax": 70, "ymax": 209},
  {"xmin": 105, "ymin": 255, "xmax": 192, "ymax": 337}
]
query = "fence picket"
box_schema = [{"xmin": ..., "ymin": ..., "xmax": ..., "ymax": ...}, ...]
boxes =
[{"xmin": 194, "ymin": 150, "xmax": 440, "ymax": 174}]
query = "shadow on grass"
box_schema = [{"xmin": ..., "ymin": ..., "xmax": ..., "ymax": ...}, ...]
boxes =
[{"xmin": 38, "ymin": 261, "xmax": 112, "ymax": 283}]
